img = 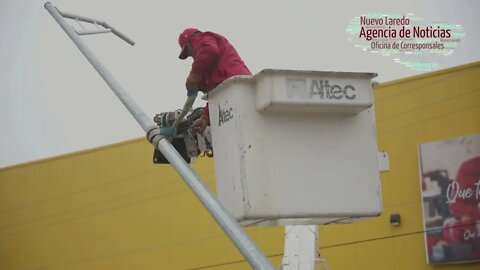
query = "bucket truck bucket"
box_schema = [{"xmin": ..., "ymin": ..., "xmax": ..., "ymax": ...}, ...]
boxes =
[{"xmin": 208, "ymin": 69, "xmax": 383, "ymax": 226}]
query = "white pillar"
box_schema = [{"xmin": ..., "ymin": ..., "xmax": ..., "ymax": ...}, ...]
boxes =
[{"xmin": 282, "ymin": 225, "xmax": 320, "ymax": 270}]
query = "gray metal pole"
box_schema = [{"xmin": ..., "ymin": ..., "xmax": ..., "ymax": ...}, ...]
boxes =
[{"xmin": 44, "ymin": 3, "xmax": 274, "ymax": 270}]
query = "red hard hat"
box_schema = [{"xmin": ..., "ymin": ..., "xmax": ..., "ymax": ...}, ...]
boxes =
[{"xmin": 178, "ymin": 28, "xmax": 200, "ymax": 59}]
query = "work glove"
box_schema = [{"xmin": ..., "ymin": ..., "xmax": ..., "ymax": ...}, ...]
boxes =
[
  {"xmin": 192, "ymin": 116, "xmax": 209, "ymax": 134},
  {"xmin": 159, "ymin": 127, "xmax": 176, "ymax": 137}
]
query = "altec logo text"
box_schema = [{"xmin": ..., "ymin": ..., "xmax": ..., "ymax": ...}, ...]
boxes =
[
  {"xmin": 286, "ymin": 78, "xmax": 357, "ymax": 100},
  {"xmin": 218, "ymin": 105, "xmax": 233, "ymax": 126},
  {"xmin": 309, "ymin": 80, "xmax": 356, "ymax": 100}
]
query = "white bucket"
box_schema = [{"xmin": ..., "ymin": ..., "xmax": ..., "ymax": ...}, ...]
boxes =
[{"xmin": 208, "ymin": 69, "xmax": 382, "ymax": 226}]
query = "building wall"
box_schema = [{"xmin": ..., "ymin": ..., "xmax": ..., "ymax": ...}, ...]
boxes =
[
  {"xmin": 320, "ymin": 61, "xmax": 480, "ymax": 270},
  {"xmin": 1, "ymin": 62, "xmax": 479, "ymax": 269}
]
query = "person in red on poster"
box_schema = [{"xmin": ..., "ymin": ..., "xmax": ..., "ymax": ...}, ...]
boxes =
[
  {"xmin": 444, "ymin": 156, "xmax": 480, "ymax": 257},
  {"xmin": 448, "ymin": 156, "xmax": 480, "ymax": 221},
  {"xmin": 177, "ymin": 28, "xmax": 252, "ymax": 133}
]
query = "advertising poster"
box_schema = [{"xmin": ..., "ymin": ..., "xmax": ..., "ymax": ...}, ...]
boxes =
[{"xmin": 419, "ymin": 133, "xmax": 480, "ymax": 264}]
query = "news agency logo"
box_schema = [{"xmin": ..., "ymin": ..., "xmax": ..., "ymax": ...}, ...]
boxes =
[
  {"xmin": 218, "ymin": 105, "xmax": 233, "ymax": 127},
  {"xmin": 286, "ymin": 78, "xmax": 356, "ymax": 100},
  {"xmin": 346, "ymin": 12, "xmax": 465, "ymax": 72}
]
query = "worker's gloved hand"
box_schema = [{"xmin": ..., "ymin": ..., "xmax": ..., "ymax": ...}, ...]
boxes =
[
  {"xmin": 159, "ymin": 127, "xmax": 176, "ymax": 137},
  {"xmin": 191, "ymin": 117, "xmax": 208, "ymax": 134},
  {"xmin": 186, "ymin": 71, "xmax": 201, "ymax": 91}
]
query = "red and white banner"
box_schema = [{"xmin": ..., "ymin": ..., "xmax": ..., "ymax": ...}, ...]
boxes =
[{"xmin": 418, "ymin": 133, "xmax": 480, "ymax": 264}]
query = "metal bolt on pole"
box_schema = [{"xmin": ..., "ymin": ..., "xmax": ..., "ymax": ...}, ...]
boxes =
[{"xmin": 44, "ymin": 3, "xmax": 275, "ymax": 269}]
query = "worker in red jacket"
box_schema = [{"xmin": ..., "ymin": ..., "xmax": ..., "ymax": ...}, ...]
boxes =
[{"xmin": 178, "ymin": 28, "xmax": 252, "ymax": 133}]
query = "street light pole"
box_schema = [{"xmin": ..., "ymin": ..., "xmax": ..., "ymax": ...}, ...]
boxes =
[{"xmin": 44, "ymin": 3, "xmax": 275, "ymax": 269}]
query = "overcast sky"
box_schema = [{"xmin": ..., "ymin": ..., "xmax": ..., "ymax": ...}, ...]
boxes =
[{"xmin": 1, "ymin": 0, "xmax": 479, "ymax": 167}]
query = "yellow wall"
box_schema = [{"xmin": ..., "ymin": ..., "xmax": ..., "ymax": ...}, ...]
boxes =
[
  {"xmin": 1, "ymin": 62, "xmax": 479, "ymax": 269},
  {"xmin": 0, "ymin": 141, "xmax": 284, "ymax": 269},
  {"xmin": 320, "ymin": 61, "xmax": 480, "ymax": 270}
]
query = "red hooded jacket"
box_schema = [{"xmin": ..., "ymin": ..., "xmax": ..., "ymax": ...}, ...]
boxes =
[{"xmin": 187, "ymin": 31, "xmax": 251, "ymax": 119}]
